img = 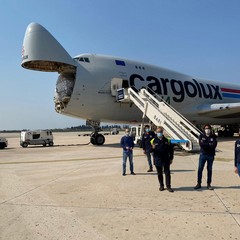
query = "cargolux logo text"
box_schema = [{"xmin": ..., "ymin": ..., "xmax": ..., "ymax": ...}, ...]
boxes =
[{"xmin": 129, "ymin": 74, "xmax": 222, "ymax": 103}]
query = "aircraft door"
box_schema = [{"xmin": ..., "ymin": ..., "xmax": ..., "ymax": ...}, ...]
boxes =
[{"xmin": 111, "ymin": 78, "xmax": 129, "ymax": 96}]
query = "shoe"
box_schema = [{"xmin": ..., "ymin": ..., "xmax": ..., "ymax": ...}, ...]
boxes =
[
  {"xmin": 131, "ymin": 172, "xmax": 136, "ymax": 175},
  {"xmin": 122, "ymin": 173, "xmax": 126, "ymax": 176},
  {"xmin": 147, "ymin": 169, "xmax": 153, "ymax": 172},
  {"xmin": 167, "ymin": 187, "xmax": 174, "ymax": 193},
  {"xmin": 159, "ymin": 186, "xmax": 164, "ymax": 191},
  {"xmin": 207, "ymin": 184, "xmax": 214, "ymax": 190},
  {"xmin": 194, "ymin": 183, "xmax": 201, "ymax": 189}
]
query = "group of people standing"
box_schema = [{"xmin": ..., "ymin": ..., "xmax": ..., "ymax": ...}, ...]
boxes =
[
  {"xmin": 120, "ymin": 125, "xmax": 175, "ymax": 192},
  {"xmin": 120, "ymin": 124, "xmax": 240, "ymax": 193}
]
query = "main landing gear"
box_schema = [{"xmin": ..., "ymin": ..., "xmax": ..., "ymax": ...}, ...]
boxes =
[
  {"xmin": 87, "ymin": 120, "xmax": 105, "ymax": 145},
  {"xmin": 90, "ymin": 131, "xmax": 105, "ymax": 145}
]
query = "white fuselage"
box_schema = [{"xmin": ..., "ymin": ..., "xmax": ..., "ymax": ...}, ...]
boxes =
[
  {"xmin": 21, "ymin": 23, "xmax": 240, "ymax": 126},
  {"xmin": 59, "ymin": 54, "xmax": 240, "ymax": 125}
]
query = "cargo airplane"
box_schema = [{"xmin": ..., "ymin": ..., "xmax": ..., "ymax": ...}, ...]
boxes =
[{"xmin": 21, "ymin": 23, "xmax": 240, "ymax": 145}]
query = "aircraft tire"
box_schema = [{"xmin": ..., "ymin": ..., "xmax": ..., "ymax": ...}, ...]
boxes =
[
  {"xmin": 95, "ymin": 134, "xmax": 105, "ymax": 145},
  {"xmin": 90, "ymin": 136, "xmax": 96, "ymax": 145}
]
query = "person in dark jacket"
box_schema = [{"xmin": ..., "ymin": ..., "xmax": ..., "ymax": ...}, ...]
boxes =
[
  {"xmin": 142, "ymin": 125, "xmax": 155, "ymax": 172},
  {"xmin": 194, "ymin": 124, "xmax": 217, "ymax": 190},
  {"xmin": 234, "ymin": 139, "xmax": 240, "ymax": 176},
  {"xmin": 151, "ymin": 126, "xmax": 174, "ymax": 192},
  {"xmin": 120, "ymin": 128, "xmax": 135, "ymax": 176}
]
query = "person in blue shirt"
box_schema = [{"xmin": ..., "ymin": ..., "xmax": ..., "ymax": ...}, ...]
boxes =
[
  {"xmin": 142, "ymin": 125, "xmax": 155, "ymax": 172},
  {"xmin": 194, "ymin": 124, "xmax": 217, "ymax": 190},
  {"xmin": 234, "ymin": 139, "xmax": 240, "ymax": 176},
  {"xmin": 120, "ymin": 128, "xmax": 135, "ymax": 176}
]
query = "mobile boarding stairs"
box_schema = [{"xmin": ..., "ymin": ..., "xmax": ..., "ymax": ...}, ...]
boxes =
[{"xmin": 117, "ymin": 87, "xmax": 201, "ymax": 152}]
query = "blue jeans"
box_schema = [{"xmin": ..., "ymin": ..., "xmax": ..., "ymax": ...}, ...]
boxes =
[
  {"xmin": 123, "ymin": 151, "xmax": 133, "ymax": 174},
  {"xmin": 145, "ymin": 149, "xmax": 153, "ymax": 169},
  {"xmin": 197, "ymin": 154, "xmax": 214, "ymax": 184},
  {"xmin": 237, "ymin": 163, "xmax": 240, "ymax": 177}
]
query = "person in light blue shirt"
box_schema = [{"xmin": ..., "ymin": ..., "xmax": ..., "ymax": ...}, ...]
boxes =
[{"xmin": 120, "ymin": 128, "xmax": 135, "ymax": 176}]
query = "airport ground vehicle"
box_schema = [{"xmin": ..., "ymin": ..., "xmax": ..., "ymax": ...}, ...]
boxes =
[
  {"xmin": 0, "ymin": 137, "xmax": 8, "ymax": 149},
  {"xmin": 110, "ymin": 128, "xmax": 119, "ymax": 135},
  {"xmin": 130, "ymin": 125, "xmax": 144, "ymax": 147},
  {"xmin": 20, "ymin": 130, "xmax": 54, "ymax": 148}
]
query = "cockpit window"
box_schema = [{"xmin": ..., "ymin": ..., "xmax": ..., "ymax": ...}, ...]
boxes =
[{"xmin": 73, "ymin": 57, "xmax": 90, "ymax": 63}]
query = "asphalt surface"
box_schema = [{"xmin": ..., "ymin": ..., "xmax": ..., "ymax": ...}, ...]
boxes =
[{"xmin": 0, "ymin": 132, "xmax": 239, "ymax": 240}]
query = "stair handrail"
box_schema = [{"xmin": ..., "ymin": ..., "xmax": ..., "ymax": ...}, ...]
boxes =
[
  {"xmin": 127, "ymin": 87, "xmax": 200, "ymax": 151},
  {"xmin": 140, "ymin": 87, "xmax": 202, "ymax": 139}
]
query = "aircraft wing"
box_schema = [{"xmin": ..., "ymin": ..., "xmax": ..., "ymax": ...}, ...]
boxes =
[{"xmin": 197, "ymin": 103, "xmax": 240, "ymax": 118}]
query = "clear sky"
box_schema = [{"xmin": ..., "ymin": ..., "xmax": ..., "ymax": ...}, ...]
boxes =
[{"xmin": 1, "ymin": 0, "xmax": 240, "ymax": 130}]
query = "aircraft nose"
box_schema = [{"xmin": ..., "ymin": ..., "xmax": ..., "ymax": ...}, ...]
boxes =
[
  {"xmin": 21, "ymin": 22, "xmax": 76, "ymax": 72},
  {"xmin": 24, "ymin": 22, "xmax": 44, "ymax": 34}
]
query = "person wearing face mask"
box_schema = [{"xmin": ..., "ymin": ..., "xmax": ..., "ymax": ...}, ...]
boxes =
[
  {"xmin": 120, "ymin": 128, "xmax": 135, "ymax": 176},
  {"xmin": 150, "ymin": 126, "xmax": 174, "ymax": 192},
  {"xmin": 194, "ymin": 124, "xmax": 217, "ymax": 190},
  {"xmin": 142, "ymin": 125, "xmax": 155, "ymax": 172}
]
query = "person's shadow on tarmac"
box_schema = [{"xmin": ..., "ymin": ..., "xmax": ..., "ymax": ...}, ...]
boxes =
[{"xmin": 176, "ymin": 185, "xmax": 239, "ymax": 191}]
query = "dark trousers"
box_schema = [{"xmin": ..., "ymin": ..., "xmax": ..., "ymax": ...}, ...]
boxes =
[
  {"xmin": 156, "ymin": 164, "xmax": 171, "ymax": 188},
  {"xmin": 145, "ymin": 149, "xmax": 153, "ymax": 169},
  {"xmin": 197, "ymin": 154, "xmax": 214, "ymax": 184}
]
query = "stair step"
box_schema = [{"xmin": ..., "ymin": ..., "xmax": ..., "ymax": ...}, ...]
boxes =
[{"xmin": 122, "ymin": 88, "xmax": 202, "ymax": 151}]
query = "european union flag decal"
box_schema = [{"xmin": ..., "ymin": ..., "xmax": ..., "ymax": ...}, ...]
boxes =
[{"xmin": 115, "ymin": 60, "xmax": 126, "ymax": 66}]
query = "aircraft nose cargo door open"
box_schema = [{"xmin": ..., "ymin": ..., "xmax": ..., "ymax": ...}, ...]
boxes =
[
  {"xmin": 21, "ymin": 22, "xmax": 77, "ymax": 113},
  {"xmin": 21, "ymin": 22, "xmax": 76, "ymax": 72}
]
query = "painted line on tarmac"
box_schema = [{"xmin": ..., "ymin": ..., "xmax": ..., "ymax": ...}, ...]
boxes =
[{"xmin": 0, "ymin": 154, "xmax": 144, "ymax": 165}]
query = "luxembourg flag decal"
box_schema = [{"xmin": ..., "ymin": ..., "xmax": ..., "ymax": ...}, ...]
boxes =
[{"xmin": 221, "ymin": 88, "xmax": 240, "ymax": 99}]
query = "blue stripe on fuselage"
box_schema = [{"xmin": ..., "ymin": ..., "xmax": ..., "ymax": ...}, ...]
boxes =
[{"xmin": 222, "ymin": 93, "xmax": 240, "ymax": 98}]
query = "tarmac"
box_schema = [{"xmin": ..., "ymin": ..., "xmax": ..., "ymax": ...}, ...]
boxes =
[{"xmin": 0, "ymin": 132, "xmax": 239, "ymax": 240}]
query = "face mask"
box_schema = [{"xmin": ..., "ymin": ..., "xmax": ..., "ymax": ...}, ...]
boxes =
[
  {"xmin": 157, "ymin": 132, "xmax": 163, "ymax": 138},
  {"xmin": 205, "ymin": 129, "xmax": 211, "ymax": 135},
  {"xmin": 145, "ymin": 128, "xmax": 149, "ymax": 132}
]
